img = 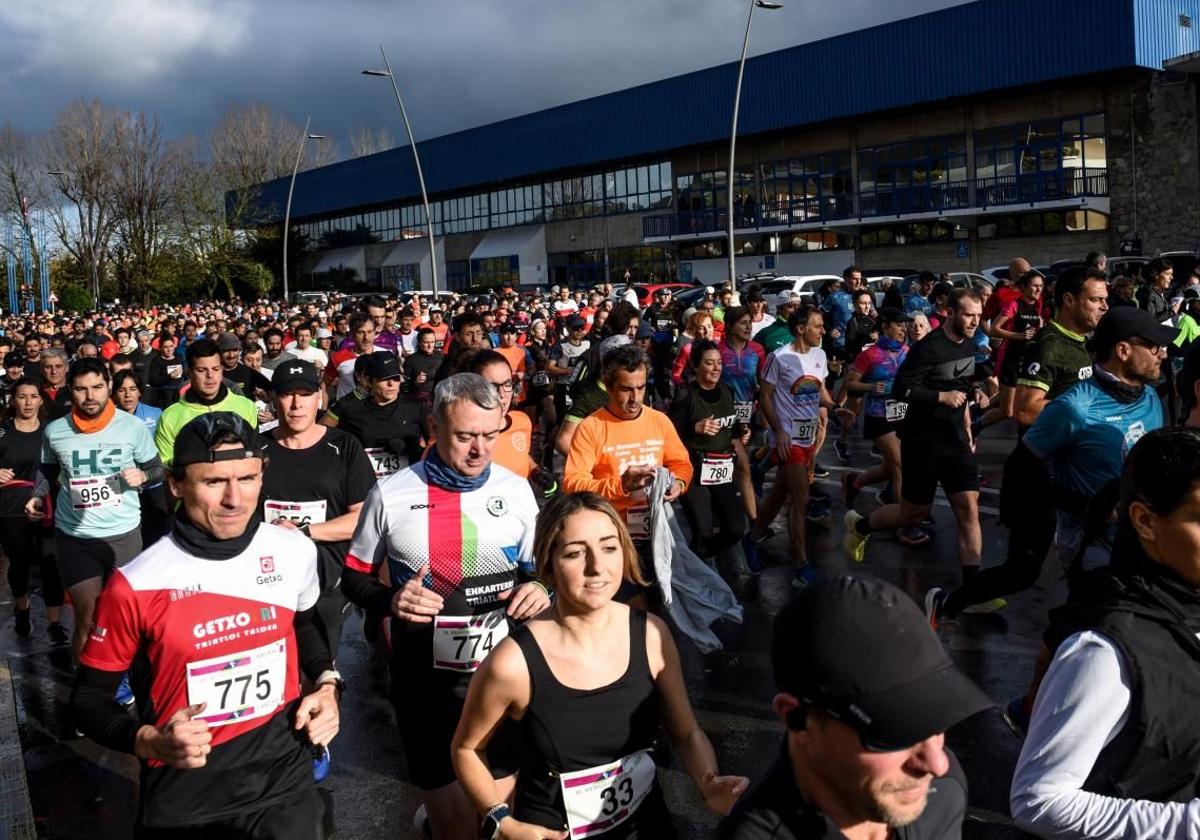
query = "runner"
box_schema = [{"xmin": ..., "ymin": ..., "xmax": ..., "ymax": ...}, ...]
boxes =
[
  {"xmin": 644, "ymin": 286, "xmax": 679, "ymax": 405},
  {"xmin": 926, "ymin": 307, "xmax": 1171, "ymax": 627},
  {"xmin": 670, "ymin": 339, "xmax": 749, "ymax": 560},
  {"xmin": 1012, "ymin": 269, "xmax": 1109, "ymax": 427},
  {"xmin": 70, "ymin": 412, "xmax": 341, "ymax": 838},
  {"xmin": 258, "ymin": 360, "xmax": 376, "ymax": 657},
  {"xmin": 0, "ymin": 379, "xmax": 65, "ymax": 644},
  {"xmin": 323, "ymin": 313, "xmax": 376, "ymax": 400},
  {"xmin": 843, "ymin": 290, "xmax": 988, "ymax": 590},
  {"xmin": 717, "ymin": 306, "xmax": 766, "ymax": 528},
  {"xmin": 833, "ymin": 289, "xmax": 879, "ymax": 463},
  {"xmin": 323, "ymin": 351, "xmax": 426, "ymax": 480},
  {"xmin": 112, "ymin": 370, "xmax": 171, "ymax": 545},
  {"xmin": 452, "ymin": 492, "xmax": 748, "ymax": 839},
  {"xmin": 402, "ymin": 327, "xmax": 442, "ymax": 406},
  {"xmin": 154, "ymin": 339, "xmax": 259, "ymax": 468},
  {"xmin": 756, "ymin": 292, "xmax": 802, "ymax": 354},
  {"xmin": 25, "ymin": 358, "xmax": 163, "ymax": 661},
  {"xmin": 749, "ymin": 304, "xmax": 837, "ymax": 587},
  {"xmin": 977, "ymin": 269, "xmax": 1044, "ymax": 432},
  {"xmin": 38, "ymin": 347, "xmax": 72, "ymax": 419},
  {"xmin": 840, "ymin": 308, "xmax": 915, "ymax": 536},
  {"xmin": 340, "ymin": 373, "xmax": 547, "ymax": 840},
  {"xmin": 546, "ymin": 314, "xmax": 591, "ymax": 430}
]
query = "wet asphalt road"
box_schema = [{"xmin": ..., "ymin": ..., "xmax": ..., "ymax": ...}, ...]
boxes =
[{"xmin": 1, "ymin": 425, "xmax": 1044, "ymax": 839}]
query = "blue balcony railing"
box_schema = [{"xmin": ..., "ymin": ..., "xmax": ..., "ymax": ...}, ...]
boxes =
[{"xmin": 642, "ymin": 169, "xmax": 1108, "ymax": 239}]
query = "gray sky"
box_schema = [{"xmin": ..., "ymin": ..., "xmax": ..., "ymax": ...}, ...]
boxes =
[{"xmin": 0, "ymin": 0, "xmax": 973, "ymax": 150}]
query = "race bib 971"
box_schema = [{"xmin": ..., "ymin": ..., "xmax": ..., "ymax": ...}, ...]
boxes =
[{"xmin": 791, "ymin": 418, "xmax": 818, "ymax": 446}]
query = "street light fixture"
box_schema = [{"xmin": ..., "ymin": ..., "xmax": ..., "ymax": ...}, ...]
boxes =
[
  {"xmin": 727, "ymin": 0, "xmax": 783, "ymax": 294},
  {"xmin": 363, "ymin": 46, "xmax": 440, "ymax": 296},
  {"xmin": 282, "ymin": 117, "xmax": 326, "ymax": 301}
]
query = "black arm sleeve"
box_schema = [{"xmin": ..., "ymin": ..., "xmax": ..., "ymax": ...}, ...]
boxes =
[
  {"xmin": 341, "ymin": 567, "xmax": 394, "ymax": 615},
  {"xmin": 136, "ymin": 455, "xmax": 165, "ymax": 486},
  {"xmin": 32, "ymin": 463, "xmax": 59, "ymax": 498},
  {"xmin": 294, "ymin": 606, "xmax": 333, "ymax": 682},
  {"xmin": 70, "ymin": 665, "xmax": 142, "ymax": 754},
  {"xmin": 892, "ymin": 342, "xmax": 940, "ymax": 405},
  {"xmin": 667, "ymin": 388, "xmax": 693, "ymax": 442}
]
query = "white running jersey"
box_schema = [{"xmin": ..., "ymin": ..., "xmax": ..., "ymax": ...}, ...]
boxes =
[{"xmin": 762, "ymin": 344, "xmax": 828, "ymax": 446}]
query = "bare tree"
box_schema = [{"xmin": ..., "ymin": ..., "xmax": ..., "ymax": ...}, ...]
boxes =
[
  {"xmin": 0, "ymin": 123, "xmax": 45, "ymax": 270},
  {"xmin": 348, "ymin": 124, "xmax": 395, "ymax": 158},
  {"xmin": 44, "ymin": 99, "xmax": 120, "ymax": 307},
  {"xmin": 209, "ymin": 102, "xmax": 333, "ymax": 191},
  {"xmin": 110, "ymin": 110, "xmax": 180, "ymax": 302}
]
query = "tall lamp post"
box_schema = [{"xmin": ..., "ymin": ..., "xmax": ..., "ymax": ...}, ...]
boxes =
[
  {"xmin": 363, "ymin": 46, "xmax": 440, "ymax": 296},
  {"xmin": 727, "ymin": 0, "xmax": 782, "ymax": 294},
  {"xmin": 282, "ymin": 117, "xmax": 326, "ymax": 301}
]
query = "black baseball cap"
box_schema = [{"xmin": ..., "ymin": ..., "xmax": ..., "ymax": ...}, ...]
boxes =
[
  {"xmin": 772, "ymin": 575, "xmax": 994, "ymax": 750},
  {"xmin": 271, "ymin": 360, "xmax": 321, "ymax": 394},
  {"xmin": 365, "ymin": 350, "xmax": 401, "ymax": 380},
  {"xmin": 173, "ymin": 413, "xmax": 261, "ymax": 468},
  {"xmin": 566, "ymin": 314, "xmax": 587, "ymax": 330},
  {"xmin": 878, "ymin": 307, "xmax": 913, "ymax": 325},
  {"xmin": 1089, "ymin": 307, "xmax": 1178, "ymax": 355},
  {"xmin": 4, "ymin": 351, "xmax": 23, "ymax": 368},
  {"xmin": 499, "ymin": 322, "xmax": 519, "ymax": 334}
]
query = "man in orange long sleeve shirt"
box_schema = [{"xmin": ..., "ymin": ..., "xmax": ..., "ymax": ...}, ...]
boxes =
[{"xmin": 564, "ymin": 345, "xmax": 692, "ymax": 603}]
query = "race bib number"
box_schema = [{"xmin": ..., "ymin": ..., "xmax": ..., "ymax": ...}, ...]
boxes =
[
  {"xmin": 699, "ymin": 453, "xmax": 734, "ymax": 486},
  {"xmin": 365, "ymin": 447, "xmax": 406, "ymax": 478},
  {"xmin": 532, "ymin": 371, "xmax": 550, "ymax": 387},
  {"xmin": 734, "ymin": 401, "xmax": 753, "ymax": 423},
  {"xmin": 186, "ymin": 638, "xmax": 287, "ymax": 727},
  {"xmin": 69, "ymin": 474, "xmax": 123, "ymax": 511},
  {"xmin": 432, "ymin": 609, "xmax": 509, "ymax": 672},
  {"xmin": 625, "ymin": 501, "xmax": 650, "ymax": 540},
  {"xmin": 167, "ymin": 364, "xmax": 182, "ymax": 379},
  {"xmin": 559, "ymin": 750, "xmax": 656, "ymax": 839},
  {"xmin": 884, "ymin": 400, "xmax": 908, "ymax": 423},
  {"xmin": 791, "ymin": 418, "xmax": 818, "ymax": 446},
  {"xmin": 264, "ymin": 498, "xmax": 327, "ymax": 527}
]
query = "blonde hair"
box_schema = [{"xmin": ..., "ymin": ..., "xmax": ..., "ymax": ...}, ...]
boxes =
[{"xmin": 532, "ymin": 492, "xmax": 646, "ymax": 588}]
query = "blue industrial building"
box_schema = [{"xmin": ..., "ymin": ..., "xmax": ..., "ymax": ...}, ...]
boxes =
[{"xmin": 249, "ymin": 0, "xmax": 1200, "ymax": 291}]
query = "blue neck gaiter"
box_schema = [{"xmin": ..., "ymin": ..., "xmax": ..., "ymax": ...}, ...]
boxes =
[{"xmin": 424, "ymin": 446, "xmax": 491, "ymax": 492}]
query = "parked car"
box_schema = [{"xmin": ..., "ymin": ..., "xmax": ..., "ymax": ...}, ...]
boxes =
[
  {"xmin": 633, "ymin": 283, "xmax": 692, "ymax": 307},
  {"xmin": 290, "ymin": 291, "xmax": 329, "ymax": 306},
  {"xmin": 1160, "ymin": 250, "xmax": 1199, "ymax": 282}
]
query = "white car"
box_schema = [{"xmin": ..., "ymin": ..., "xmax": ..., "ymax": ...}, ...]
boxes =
[{"xmin": 743, "ymin": 275, "xmax": 843, "ymax": 312}]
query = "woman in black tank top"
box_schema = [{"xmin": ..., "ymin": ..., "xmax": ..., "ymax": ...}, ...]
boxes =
[{"xmin": 452, "ymin": 492, "xmax": 748, "ymax": 839}]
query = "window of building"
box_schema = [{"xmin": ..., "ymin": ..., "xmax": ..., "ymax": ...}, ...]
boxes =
[
  {"xmin": 977, "ymin": 210, "xmax": 1109, "ymax": 238},
  {"xmin": 382, "ymin": 263, "xmax": 420, "ymax": 292},
  {"xmin": 759, "ymin": 152, "xmax": 853, "ymax": 225},
  {"xmin": 606, "ymin": 162, "xmax": 673, "ymax": 214},
  {"xmin": 858, "ymin": 136, "xmax": 968, "ymax": 217},
  {"xmin": 777, "ymin": 231, "xmax": 854, "ymax": 252},
  {"xmin": 860, "ymin": 221, "xmax": 957, "ymax": 248},
  {"xmin": 975, "ymin": 114, "xmax": 1107, "ymax": 205},
  {"xmin": 674, "ymin": 167, "xmax": 757, "ymax": 234},
  {"xmin": 470, "ymin": 255, "xmax": 520, "ymax": 288},
  {"xmin": 545, "ymin": 174, "xmax": 605, "ymax": 220}
]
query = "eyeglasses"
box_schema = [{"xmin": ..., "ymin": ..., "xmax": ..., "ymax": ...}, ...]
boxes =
[
  {"xmin": 1126, "ymin": 338, "xmax": 1167, "ymax": 354},
  {"xmin": 491, "ymin": 379, "xmax": 515, "ymax": 392}
]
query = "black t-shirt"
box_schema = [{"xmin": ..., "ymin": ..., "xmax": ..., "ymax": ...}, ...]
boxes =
[
  {"xmin": 258, "ymin": 427, "xmax": 376, "ymax": 591},
  {"xmin": 669, "ymin": 381, "xmax": 738, "ymax": 453},
  {"xmin": 403, "ymin": 352, "xmax": 441, "ymax": 398},
  {"xmin": 718, "ymin": 741, "xmax": 968, "ymax": 840},
  {"xmin": 23, "ymin": 359, "xmax": 42, "ymax": 381},
  {"xmin": 0, "ymin": 420, "xmax": 43, "ymax": 517},
  {"xmin": 223, "ymin": 363, "xmax": 272, "ymax": 398},
  {"xmin": 892, "ymin": 328, "xmax": 977, "ymax": 444},
  {"xmin": 330, "ymin": 394, "xmax": 428, "ymax": 477}
]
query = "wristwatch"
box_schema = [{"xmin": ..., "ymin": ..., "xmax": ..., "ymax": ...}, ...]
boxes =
[
  {"xmin": 314, "ymin": 669, "xmax": 345, "ymax": 694},
  {"xmin": 480, "ymin": 803, "xmax": 511, "ymax": 839}
]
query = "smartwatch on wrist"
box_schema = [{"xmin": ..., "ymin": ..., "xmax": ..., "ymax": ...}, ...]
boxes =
[{"xmin": 480, "ymin": 804, "xmax": 511, "ymax": 839}]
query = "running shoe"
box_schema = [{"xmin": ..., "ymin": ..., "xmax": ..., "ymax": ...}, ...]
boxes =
[
  {"xmin": 1002, "ymin": 697, "xmax": 1030, "ymax": 739},
  {"xmin": 741, "ymin": 537, "xmax": 762, "ymax": 576},
  {"xmin": 413, "ymin": 804, "xmax": 433, "ymax": 840},
  {"xmin": 842, "ymin": 510, "xmax": 869, "ymax": 563},
  {"xmin": 841, "ymin": 471, "xmax": 861, "ymax": 508},
  {"xmin": 897, "ymin": 526, "xmax": 932, "ymax": 547},
  {"xmin": 312, "ymin": 745, "xmax": 331, "ymax": 783},
  {"xmin": 790, "ymin": 565, "xmax": 819, "ymax": 588},
  {"xmin": 14, "ymin": 608, "xmax": 31, "ymax": 639},
  {"xmin": 812, "ymin": 462, "xmax": 831, "ymax": 479},
  {"xmin": 923, "ymin": 587, "xmax": 946, "ymax": 630},
  {"xmin": 961, "ymin": 597, "xmax": 1008, "ymax": 615},
  {"xmin": 834, "ymin": 440, "xmax": 851, "ymax": 463},
  {"xmin": 47, "ymin": 622, "xmax": 69, "ymax": 647}
]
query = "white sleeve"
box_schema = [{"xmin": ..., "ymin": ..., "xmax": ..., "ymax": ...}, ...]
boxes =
[
  {"xmin": 1011, "ymin": 630, "xmax": 1200, "ymax": 840},
  {"xmin": 296, "ymin": 538, "xmax": 320, "ymax": 612},
  {"xmin": 515, "ymin": 479, "xmax": 539, "ymax": 576}
]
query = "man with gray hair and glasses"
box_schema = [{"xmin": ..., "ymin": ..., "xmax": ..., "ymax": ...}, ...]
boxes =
[{"xmin": 341, "ymin": 372, "xmax": 548, "ymax": 840}]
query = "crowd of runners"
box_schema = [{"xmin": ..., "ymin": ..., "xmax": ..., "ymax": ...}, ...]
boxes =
[{"xmin": 2, "ymin": 252, "xmax": 1199, "ymax": 839}]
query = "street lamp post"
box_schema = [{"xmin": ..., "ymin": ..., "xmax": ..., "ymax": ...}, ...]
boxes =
[
  {"xmin": 364, "ymin": 46, "xmax": 440, "ymax": 296},
  {"xmin": 727, "ymin": 0, "xmax": 782, "ymax": 294},
  {"xmin": 282, "ymin": 117, "xmax": 326, "ymax": 301}
]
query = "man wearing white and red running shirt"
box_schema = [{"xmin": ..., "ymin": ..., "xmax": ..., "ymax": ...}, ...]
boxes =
[
  {"xmin": 324, "ymin": 312, "xmax": 376, "ymax": 400},
  {"xmin": 70, "ymin": 412, "xmax": 341, "ymax": 838}
]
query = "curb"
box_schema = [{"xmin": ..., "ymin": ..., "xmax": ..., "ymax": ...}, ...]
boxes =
[{"xmin": 0, "ymin": 659, "xmax": 35, "ymax": 840}]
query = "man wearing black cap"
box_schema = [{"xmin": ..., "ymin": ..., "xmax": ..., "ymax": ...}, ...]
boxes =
[
  {"xmin": 324, "ymin": 350, "xmax": 427, "ymax": 480},
  {"xmin": 547, "ymin": 314, "xmax": 591, "ymax": 420},
  {"xmin": 258, "ymin": 360, "xmax": 376, "ymax": 657},
  {"xmin": 0, "ymin": 351, "xmax": 25, "ymax": 409},
  {"xmin": 70, "ymin": 412, "xmax": 341, "ymax": 838},
  {"xmin": 720, "ymin": 575, "xmax": 992, "ymax": 840},
  {"xmin": 645, "ymin": 287, "xmax": 678, "ymax": 404},
  {"xmin": 927, "ymin": 306, "xmax": 1174, "ymax": 627}
]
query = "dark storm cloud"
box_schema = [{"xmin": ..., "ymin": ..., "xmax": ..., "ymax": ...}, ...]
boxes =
[{"xmin": 0, "ymin": 0, "xmax": 973, "ymax": 148}]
